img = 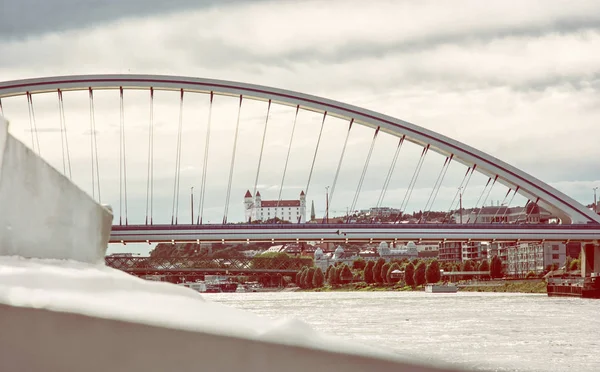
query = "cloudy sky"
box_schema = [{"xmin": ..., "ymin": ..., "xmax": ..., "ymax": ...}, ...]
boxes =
[{"xmin": 1, "ymin": 0, "xmax": 600, "ymax": 252}]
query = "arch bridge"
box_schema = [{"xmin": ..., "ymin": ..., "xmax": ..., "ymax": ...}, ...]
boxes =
[{"xmin": 0, "ymin": 75, "xmax": 599, "ymax": 247}]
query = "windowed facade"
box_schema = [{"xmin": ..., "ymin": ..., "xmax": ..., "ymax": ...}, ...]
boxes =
[
  {"xmin": 506, "ymin": 243, "xmax": 544, "ymax": 277},
  {"xmin": 504, "ymin": 242, "xmax": 566, "ymax": 277},
  {"xmin": 543, "ymin": 242, "xmax": 566, "ymax": 270},
  {"xmin": 438, "ymin": 242, "xmax": 462, "ymax": 262},
  {"xmin": 244, "ymin": 190, "xmax": 307, "ymax": 223}
]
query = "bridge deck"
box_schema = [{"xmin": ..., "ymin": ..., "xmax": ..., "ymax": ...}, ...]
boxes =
[{"xmin": 110, "ymin": 223, "xmax": 600, "ymax": 243}]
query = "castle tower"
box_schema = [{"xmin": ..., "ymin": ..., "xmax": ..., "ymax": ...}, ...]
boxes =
[
  {"xmin": 299, "ymin": 190, "xmax": 306, "ymax": 223},
  {"xmin": 255, "ymin": 190, "xmax": 262, "ymax": 208},
  {"xmin": 244, "ymin": 190, "xmax": 253, "ymax": 222}
]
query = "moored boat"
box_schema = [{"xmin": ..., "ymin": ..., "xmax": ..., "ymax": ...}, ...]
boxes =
[
  {"xmin": 235, "ymin": 285, "xmax": 246, "ymax": 293},
  {"xmin": 425, "ymin": 284, "xmax": 459, "ymax": 293},
  {"xmin": 547, "ymin": 274, "xmax": 600, "ymax": 299}
]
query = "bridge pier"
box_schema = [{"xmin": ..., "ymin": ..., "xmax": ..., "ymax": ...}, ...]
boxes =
[{"xmin": 581, "ymin": 243, "xmax": 600, "ymax": 278}]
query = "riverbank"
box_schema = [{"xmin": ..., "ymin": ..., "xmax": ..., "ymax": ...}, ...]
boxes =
[
  {"xmin": 302, "ymin": 280, "xmax": 547, "ymax": 294},
  {"xmin": 458, "ymin": 280, "xmax": 546, "ymax": 293}
]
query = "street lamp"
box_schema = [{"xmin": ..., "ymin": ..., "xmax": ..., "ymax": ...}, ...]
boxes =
[
  {"xmin": 325, "ymin": 186, "xmax": 330, "ymax": 223},
  {"xmin": 458, "ymin": 186, "xmax": 463, "ymax": 224},
  {"xmin": 191, "ymin": 186, "xmax": 194, "ymax": 224},
  {"xmin": 594, "ymin": 187, "xmax": 598, "ymax": 214}
]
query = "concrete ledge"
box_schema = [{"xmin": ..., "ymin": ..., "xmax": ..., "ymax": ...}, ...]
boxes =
[
  {"xmin": 0, "ymin": 304, "xmax": 463, "ymax": 372},
  {"xmin": 0, "ymin": 116, "xmax": 112, "ymax": 263},
  {"xmin": 0, "ymin": 117, "xmax": 6, "ymax": 172}
]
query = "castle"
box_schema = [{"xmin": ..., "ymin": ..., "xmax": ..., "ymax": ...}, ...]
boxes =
[{"xmin": 244, "ymin": 190, "xmax": 306, "ymax": 223}]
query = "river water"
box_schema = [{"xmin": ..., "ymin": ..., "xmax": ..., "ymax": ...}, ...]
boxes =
[{"xmin": 208, "ymin": 291, "xmax": 600, "ymax": 372}]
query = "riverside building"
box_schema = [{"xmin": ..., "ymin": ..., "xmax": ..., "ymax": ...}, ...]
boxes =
[{"xmin": 438, "ymin": 241, "xmax": 488, "ymax": 262}]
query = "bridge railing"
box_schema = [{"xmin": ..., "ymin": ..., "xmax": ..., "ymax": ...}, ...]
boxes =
[{"xmin": 110, "ymin": 222, "xmax": 600, "ymax": 231}]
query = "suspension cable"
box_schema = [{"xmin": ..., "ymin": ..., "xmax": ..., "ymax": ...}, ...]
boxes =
[
  {"xmin": 119, "ymin": 87, "xmax": 129, "ymax": 225},
  {"xmin": 421, "ymin": 155, "xmax": 452, "ymax": 223},
  {"xmin": 349, "ymin": 126, "xmax": 379, "ymax": 216},
  {"xmin": 394, "ymin": 145, "xmax": 429, "ymax": 221},
  {"xmin": 523, "ymin": 197, "xmax": 540, "ymax": 223},
  {"xmin": 452, "ymin": 164, "xmax": 476, "ymax": 220},
  {"xmin": 26, "ymin": 92, "xmax": 41, "ymax": 155},
  {"xmin": 276, "ymin": 105, "xmax": 300, "ymax": 210},
  {"xmin": 471, "ymin": 175, "xmax": 498, "ymax": 223},
  {"xmin": 469, "ymin": 176, "xmax": 492, "ymax": 223},
  {"xmin": 516, "ymin": 201, "xmax": 529, "ymax": 223},
  {"xmin": 27, "ymin": 93, "xmax": 36, "ymax": 150},
  {"xmin": 376, "ymin": 135, "xmax": 405, "ymax": 209},
  {"xmin": 402, "ymin": 145, "xmax": 429, "ymax": 214},
  {"xmin": 491, "ymin": 188, "xmax": 512, "ymax": 223},
  {"xmin": 119, "ymin": 88, "xmax": 123, "ymax": 225},
  {"xmin": 176, "ymin": 90, "xmax": 185, "ymax": 224},
  {"xmin": 88, "ymin": 88, "xmax": 101, "ymax": 202},
  {"xmin": 198, "ymin": 92, "xmax": 214, "ymax": 224},
  {"xmin": 443, "ymin": 166, "xmax": 475, "ymax": 223},
  {"xmin": 145, "ymin": 88, "xmax": 155, "ymax": 225},
  {"xmin": 462, "ymin": 165, "xmax": 476, "ymax": 195},
  {"xmin": 427, "ymin": 154, "xmax": 453, "ymax": 222},
  {"xmin": 57, "ymin": 89, "xmax": 72, "ymax": 179},
  {"xmin": 171, "ymin": 89, "xmax": 185, "ymax": 224},
  {"xmin": 123, "ymin": 88, "xmax": 129, "ymax": 225},
  {"xmin": 57, "ymin": 91, "xmax": 67, "ymax": 175},
  {"xmin": 421, "ymin": 156, "xmax": 450, "ymax": 221},
  {"xmin": 500, "ymin": 186, "xmax": 520, "ymax": 221},
  {"xmin": 328, "ymin": 119, "xmax": 353, "ymax": 212},
  {"xmin": 93, "ymin": 91, "xmax": 101, "ymax": 202},
  {"xmin": 89, "ymin": 90, "xmax": 96, "ymax": 200},
  {"xmin": 223, "ymin": 95, "xmax": 243, "ymax": 224},
  {"xmin": 391, "ymin": 145, "xmax": 426, "ymax": 222},
  {"xmin": 304, "ymin": 111, "xmax": 327, "ymax": 198},
  {"xmin": 253, "ymin": 99, "xmax": 271, "ymax": 196}
]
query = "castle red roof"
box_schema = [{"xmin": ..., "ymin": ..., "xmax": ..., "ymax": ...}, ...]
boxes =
[
  {"xmin": 244, "ymin": 190, "xmax": 252, "ymax": 198},
  {"xmin": 260, "ymin": 200, "xmax": 301, "ymax": 207},
  {"xmin": 300, "ymin": 190, "xmax": 305, "ymax": 196}
]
